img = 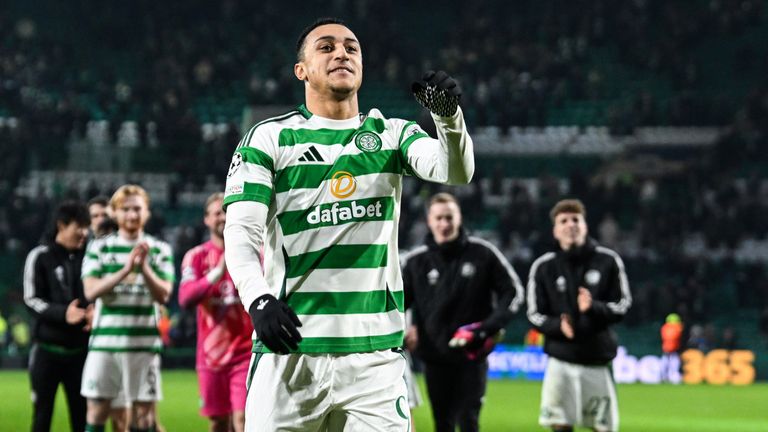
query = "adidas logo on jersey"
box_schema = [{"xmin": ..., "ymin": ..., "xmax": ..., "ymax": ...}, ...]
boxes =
[
  {"xmin": 298, "ymin": 146, "xmax": 324, "ymax": 162},
  {"xmin": 307, "ymin": 200, "xmax": 383, "ymax": 225}
]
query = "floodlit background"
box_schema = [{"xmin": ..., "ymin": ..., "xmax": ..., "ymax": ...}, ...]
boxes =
[{"xmin": 1, "ymin": 1, "xmax": 767, "ymax": 430}]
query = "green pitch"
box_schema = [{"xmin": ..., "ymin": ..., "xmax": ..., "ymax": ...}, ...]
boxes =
[{"xmin": 2, "ymin": 370, "xmax": 766, "ymax": 431}]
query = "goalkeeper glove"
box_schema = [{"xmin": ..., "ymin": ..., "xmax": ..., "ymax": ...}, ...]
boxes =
[
  {"xmin": 249, "ymin": 294, "xmax": 302, "ymax": 354},
  {"xmin": 448, "ymin": 321, "xmax": 504, "ymax": 360},
  {"xmin": 412, "ymin": 70, "xmax": 462, "ymax": 117}
]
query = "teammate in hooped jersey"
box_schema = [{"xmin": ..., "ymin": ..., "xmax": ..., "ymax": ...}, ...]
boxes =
[
  {"xmin": 80, "ymin": 185, "xmax": 174, "ymax": 432},
  {"xmin": 179, "ymin": 192, "xmax": 252, "ymax": 432},
  {"xmin": 223, "ymin": 17, "xmax": 474, "ymax": 432}
]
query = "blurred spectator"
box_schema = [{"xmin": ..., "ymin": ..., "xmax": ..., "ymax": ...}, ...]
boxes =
[
  {"xmin": 524, "ymin": 328, "xmax": 544, "ymax": 347},
  {"xmin": 158, "ymin": 306, "xmax": 172, "ymax": 347},
  {"xmin": 703, "ymin": 324, "xmax": 719, "ymax": 350},
  {"xmin": 686, "ymin": 324, "xmax": 708, "ymax": 351},
  {"xmin": 0, "ymin": 311, "xmax": 7, "ymax": 351},
  {"xmin": 660, "ymin": 313, "xmax": 683, "ymax": 382},
  {"xmin": 10, "ymin": 315, "xmax": 31, "ymax": 352},
  {"xmin": 760, "ymin": 308, "xmax": 768, "ymax": 343},
  {"xmin": 169, "ymin": 309, "xmax": 197, "ymax": 347},
  {"xmin": 661, "ymin": 313, "xmax": 684, "ymax": 354},
  {"xmin": 597, "ymin": 213, "xmax": 620, "ymax": 248},
  {"xmin": 721, "ymin": 326, "xmax": 738, "ymax": 350}
]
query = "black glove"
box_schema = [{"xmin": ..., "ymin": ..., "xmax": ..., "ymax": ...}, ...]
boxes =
[
  {"xmin": 248, "ymin": 294, "xmax": 303, "ymax": 354},
  {"xmin": 477, "ymin": 321, "xmax": 502, "ymax": 337},
  {"xmin": 412, "ymin": 70, "xmax": 462, "ymax": 117}
]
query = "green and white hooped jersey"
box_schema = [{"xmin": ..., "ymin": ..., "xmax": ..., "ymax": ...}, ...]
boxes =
[
  {"xmin": 82, "ymin": 233, "xmax": 175, "ymax": 352},
  {"xmin": 224, "ymin": 105, "xmax": 430, "ymax": 354}
]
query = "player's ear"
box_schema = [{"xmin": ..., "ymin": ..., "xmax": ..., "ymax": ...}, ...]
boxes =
[{"xmin": 294, "ymin": 63, "xmax": 307, "ymax": 81}]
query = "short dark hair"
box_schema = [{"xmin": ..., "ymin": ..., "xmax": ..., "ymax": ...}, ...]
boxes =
[
  {"xmin": 296, "ymin": 17, "xmax": 348, "ymax": 62},
  {"xmin": 47, "ymin": 200, "xmax": 89, "ymax": 241},
  {"xmin": 55, "ymin": 200, "xmax": 90, "ymax": 228},
  {"xmin": 95, "ymin": 217, "xmax": 118, "ymax": 238},
  {"xmin": 549, "ymin": 199, "xmax": 586, "ymax": 223},
  {"xmin": 87, "ymin": 196, "xmax": 109, "ymax": 208}
]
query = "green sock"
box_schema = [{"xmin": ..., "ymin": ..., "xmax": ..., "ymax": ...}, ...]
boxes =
[{"xmin": 85, "ymin": 424, "xmax": 105, "ymax": 432}]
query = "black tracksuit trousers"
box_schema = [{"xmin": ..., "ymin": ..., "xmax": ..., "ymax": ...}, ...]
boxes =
[
  {"xmin": 29, "ymin": 344, "xmax": 88, "ymax": 432},
  {"xmin": 424, "ymin": 360, "xmax": 488, "ymax": 432}
]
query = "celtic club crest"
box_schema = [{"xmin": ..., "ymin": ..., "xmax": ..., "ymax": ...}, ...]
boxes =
[{"xmin": 354, "ymin": 131, "xmax": 382, "ymax": 153}]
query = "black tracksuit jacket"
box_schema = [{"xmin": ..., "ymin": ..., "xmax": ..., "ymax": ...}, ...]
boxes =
[
  {"xmin": 526, "ymin": 238, "xmax": 632, "ymax": 365},
  {"xmin": 402, "ymin": 229, "xmax": 524, "ymax": 364},
  {"xmin": 23, "ymin": 242, "xmax": 90, "ymax": 349}
]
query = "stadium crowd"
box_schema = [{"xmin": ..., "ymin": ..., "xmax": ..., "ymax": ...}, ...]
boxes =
[{"xmin": 2, "ymin": 0, "xmax": 768, "ymax": 354}]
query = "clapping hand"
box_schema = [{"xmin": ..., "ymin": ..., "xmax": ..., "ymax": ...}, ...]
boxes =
[
  {"xmin": 578, "ymin": 287, "xmax": 592, "ymax": 313},
  {"xmin": 560, "ymin": 313, "xmax": 574, "ymax": 339}
]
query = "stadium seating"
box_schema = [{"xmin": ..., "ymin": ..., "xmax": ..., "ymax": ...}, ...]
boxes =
[{"xmin": 2, "ymin": 0, "xmax": 767, "ymax": 358}]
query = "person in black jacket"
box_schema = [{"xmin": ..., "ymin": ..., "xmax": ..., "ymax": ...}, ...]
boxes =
[
  {"xmin": 402, "ymin": 192, "xmax": 524, "ymax": 432},
  {"xmin": 527, "ymin": 199, "xmax": 632, "ymax": 432},
  {"xmin": 23, "ymin": 201, "xmax": 92, "ymax": 432}
]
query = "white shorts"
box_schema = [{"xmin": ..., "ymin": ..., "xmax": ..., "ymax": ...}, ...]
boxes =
[
  {"xmin": 403, "ymin": 351, "xmax": 422, "ymax": 409},
  {"xmin": 111, "ymin": 389, "xmax": 129, "ymax": 409},
  {"xmin": 245, "ymin": 349, "xmax": 410, "ymax": 431},
  {"xmin": 81, "ymin": 351, "xmax": 163, "ymax": 403},
  {"xmin": 540, "ymin": 357, "xmax": 619, "ymax": 432}
]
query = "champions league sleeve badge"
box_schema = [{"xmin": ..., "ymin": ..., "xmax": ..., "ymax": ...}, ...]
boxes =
[{"xmin": 227, "ymin": 152, "xmax": 243, "ymax": 178}]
